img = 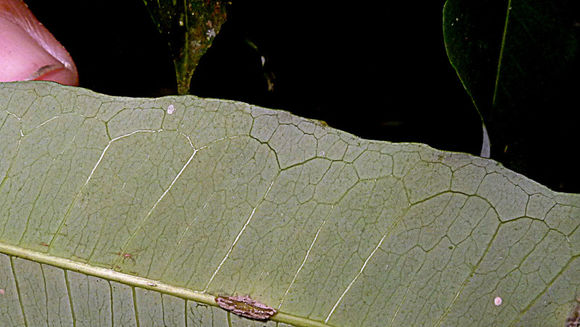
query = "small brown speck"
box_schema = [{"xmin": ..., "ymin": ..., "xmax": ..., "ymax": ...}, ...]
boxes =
[{"xmin": 215, "ymin": 295, "xmax": 276, "ymax": 320}]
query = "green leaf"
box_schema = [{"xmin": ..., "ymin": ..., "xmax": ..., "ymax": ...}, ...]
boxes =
[
  {"xmin": 1, "ymin": 82, "xmax": 579, "ymax": 326},
  {"xmin": 142, "ymin": 0, "xmax": 227, "ymax": 95},
  {"xmin": 442, "ymin": 0, "xmax": 577, "ymax": 175}
]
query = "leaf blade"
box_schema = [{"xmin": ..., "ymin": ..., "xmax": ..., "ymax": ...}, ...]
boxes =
[{"xmin": 1, "ymin": 82, "xmax": 579, "ymax": 326}]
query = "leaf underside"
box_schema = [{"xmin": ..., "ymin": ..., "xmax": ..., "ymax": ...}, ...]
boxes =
[{"xmin": 0, "ymin": 82, "xmax": 579, "ymax": 326}]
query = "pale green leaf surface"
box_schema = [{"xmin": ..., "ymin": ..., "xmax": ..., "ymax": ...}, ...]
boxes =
[{"xmin": 0, "ymin": 82, "xmax": 579, "ymax": 326}]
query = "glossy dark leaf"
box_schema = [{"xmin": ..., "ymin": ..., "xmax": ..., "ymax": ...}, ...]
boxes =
[{"xmin": 443, "ymin": 0, "xmax": 578, "ymax": 189}]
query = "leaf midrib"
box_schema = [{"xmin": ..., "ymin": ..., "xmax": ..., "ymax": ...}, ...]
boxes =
[
  {"xmin": 0, "ymin": 242, "xmax": 334, "ymax": 327},
  {"xmin": 491, "ymin": 0, "xmax": 513, "ymax": 107}
]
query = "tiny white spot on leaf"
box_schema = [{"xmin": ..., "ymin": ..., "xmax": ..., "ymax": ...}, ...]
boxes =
[
  {"xmin": 494, "ymin": 296, "xmax": 502, "ymax": 306},
  {"xmin": 206, "ymin": 28, "xmax": 216, "ymax": 39},
  {"xmin": 167, "ymin": 104, "xmax": 175, "ymax": 115}
]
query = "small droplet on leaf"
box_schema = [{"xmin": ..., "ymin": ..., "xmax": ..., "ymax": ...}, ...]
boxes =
[
  {"xmin": 167, "ymin": 104, "xmax": 175, "ymax": 115},
  {"xmin": 494, "ymin": 296, "xmax": 502, "ymax": 306}
]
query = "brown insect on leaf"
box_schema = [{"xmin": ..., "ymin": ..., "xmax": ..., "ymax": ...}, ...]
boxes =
[
  {"xmin": 116, "ymin": 252, "xmax": 136, "ymax": 264},
  {"xmin": 566, "ymin": 298, "xmax": 580, "ymax": 327},
  {"xmin": 215, "ymin": 295, "xmax": 277, "ymax": 321},
  {"xmin": 112, "ymin": 248, "xmax": 144, "ymax": 265}
]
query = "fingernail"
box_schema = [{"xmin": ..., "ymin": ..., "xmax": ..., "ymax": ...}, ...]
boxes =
[{"xmin": 0, "ymin": 0, "xmax": 78, "ymax": 85}]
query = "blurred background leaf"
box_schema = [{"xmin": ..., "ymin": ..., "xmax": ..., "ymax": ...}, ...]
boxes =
[
  {"xmin": 142, "ymin": 0, "xmax": 227, "ymax": 94},
  {"xmin": 443, "ymin": 0, "xmax": 579, "ymax": 190}
]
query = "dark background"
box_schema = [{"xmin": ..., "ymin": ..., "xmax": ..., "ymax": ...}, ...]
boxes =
[{"xmin": 24, "ymin": 1, "xmax": 577, "ymax": 192}]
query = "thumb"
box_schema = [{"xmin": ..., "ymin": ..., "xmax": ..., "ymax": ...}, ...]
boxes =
[{"xmin": 0, "ymin": 0, "xmax": 78, "ymax": 85}]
